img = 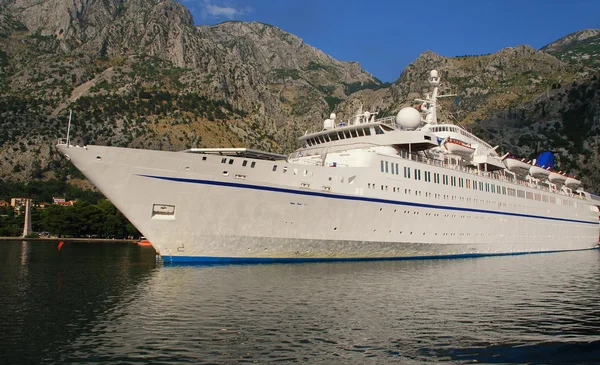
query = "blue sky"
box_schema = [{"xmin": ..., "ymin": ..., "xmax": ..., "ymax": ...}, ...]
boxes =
[{"xmin": 182, "ymin": 0, "xmax": 600, "ymax": 82}]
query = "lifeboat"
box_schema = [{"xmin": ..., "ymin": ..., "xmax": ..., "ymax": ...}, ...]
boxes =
[
  {"xmin": 565, "ymin": 177, "xmax": 581, "ymax": 189},
  {"xmin": 504, "ymin": 157, "xmax": 531, "ymax": 175},
  {"xmin": 549, "ymin": 171, "xmax": 567, "ymax": 184},
  {"xmin": 442, "ymin": 138, "xmax": 475, "ymax": 157},
  {"xmin": 529, "ymin": 165, "xmax": 551, "ymax": 179}
]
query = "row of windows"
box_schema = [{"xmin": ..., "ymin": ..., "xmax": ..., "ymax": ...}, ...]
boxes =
[
  {"xmin": 381, "ymin": 160, "xmax": 591, "ymax": 211},
  {"xmin": 429, "ymin": 125, "xmax": 492, "ymax": 149},
  {"xmin": 220, "ymin": 157, "xmax": 256, "ymax": 168},
  {"xmin": 304, "ymin": 126, "xmax": 387, "ymax": 147}
]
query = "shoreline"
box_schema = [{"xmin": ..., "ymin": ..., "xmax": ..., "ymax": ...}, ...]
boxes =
[{"xmin": 0, "ymin": 237, "xmax": 138, "ymax": 243}]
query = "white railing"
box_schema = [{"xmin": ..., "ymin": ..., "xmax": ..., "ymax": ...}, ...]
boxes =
[{"xmin": 304, "ymin": 114, "xmax": 399, "ymax": 136}]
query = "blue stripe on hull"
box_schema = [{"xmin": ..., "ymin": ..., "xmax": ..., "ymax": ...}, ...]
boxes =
[
  {"xmin": 139, "ymin": 174, "xmax": 599, "ymax": 226},
  {"xmin": 161, "ymin": 246, "xmax": 599, "ymax": 265}
]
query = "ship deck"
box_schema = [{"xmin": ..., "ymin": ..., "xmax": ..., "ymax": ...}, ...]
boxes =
[{"xmin": 184, "ymin": 148, "xmax": 287, "ymax": 161}]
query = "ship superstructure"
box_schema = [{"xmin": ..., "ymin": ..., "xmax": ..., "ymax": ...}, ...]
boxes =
[{"xmin": 56, "ymin": 71, "xmax": 600, "ymax": 262}]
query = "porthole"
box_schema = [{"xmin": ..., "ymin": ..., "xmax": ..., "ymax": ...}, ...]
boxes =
[
  {"xmin": 222, "ymin": 170, "xmax": 229, "ymax": 176},
  {"xmin": 184, "ymin": 166, "xmax": 190, "ymax": 171},
  {"xmin": 95, "ymin": 156, "xmax": 102, "ymax": 160}
]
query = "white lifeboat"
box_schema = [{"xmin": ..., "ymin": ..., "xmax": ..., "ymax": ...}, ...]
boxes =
[
  {"xmin": 529, "ymin": 165, "xmax": 551, "ymax": 179},
  {"xmin": 565, "ymin": 177, "xmax": 581, "ymax": 189},
  {"xmin": 504, "ymin": 157, "xmax": 531, "ymax": 175},
  {"xmin": 442, "ymin": 138, "xmax": 475, "ymax": 157},
  {"xmin": 549, "ymin": 171, "xmax": 567, "ymax": 184}
]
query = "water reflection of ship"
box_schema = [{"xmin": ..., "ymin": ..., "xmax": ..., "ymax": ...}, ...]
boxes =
[{"xmin": 2, "ymin": 241, "xmax": 159, "ymax": 363}]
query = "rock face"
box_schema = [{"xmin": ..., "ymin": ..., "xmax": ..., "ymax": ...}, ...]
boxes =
[
  {"xmin": 0, "ymin": 0, "xmax": 381, "ymax": 181},
  {"xmin": 541, "ymin": 29, "xmax": 600, "ymax": 69},
  {"xmin": 0, "ymin": 0, "xmax": 598, "ymax": 193},
  {"xmin": 338, "ymin": 45, "xmax": 575, "ymax": 125}
]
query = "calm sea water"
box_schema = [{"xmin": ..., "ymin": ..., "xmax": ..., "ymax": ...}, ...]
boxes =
[{"xmin": 2, "ymin": 241, "xmax": 600, "ymax": 364}]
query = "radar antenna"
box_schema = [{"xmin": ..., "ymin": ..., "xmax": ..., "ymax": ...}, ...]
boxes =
[{"xmin": 415, "ymin": 70, "xmax": 456, "ymax": 125}]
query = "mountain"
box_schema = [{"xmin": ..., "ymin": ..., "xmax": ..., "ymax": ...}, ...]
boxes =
[
  {"xmin": 541, "ymin": 29, "xmax": 600, "ymax": 70},
  {"xmin": 0, "ymin": 0, "xmax": 380, "ymax": 183},
  {"xmin": 0, "ymin": 0, "xmax": 598, "ymax": 194}
]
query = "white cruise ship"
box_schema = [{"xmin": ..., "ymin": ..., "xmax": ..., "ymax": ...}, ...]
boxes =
[{"xmin": 56, "ymin": 70, "xmax": 600, "ymax": 263}]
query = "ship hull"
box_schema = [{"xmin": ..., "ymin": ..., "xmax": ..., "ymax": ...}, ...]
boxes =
[{"xmin": 57, "ymin": 144, "xmax": 599, "ymax": 263}]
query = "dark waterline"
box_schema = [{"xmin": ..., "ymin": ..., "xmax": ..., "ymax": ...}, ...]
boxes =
[{"xmin": 2, "ymin": 240, "xmax": 600, "ymax": 364}]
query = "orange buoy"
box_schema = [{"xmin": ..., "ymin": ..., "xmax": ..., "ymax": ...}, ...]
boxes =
[{"xmin": 58, "ymin": 241, "xmax": 65, "ymax": 251}]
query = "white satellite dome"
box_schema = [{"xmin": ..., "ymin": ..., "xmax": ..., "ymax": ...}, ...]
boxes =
[
  {"xmin": 396, "ymin": 107, "xmax": 421, "ymax": 129},
  {"xmin": 323, "ymin": 118, "xmax": 334, "ymax": 130},
  {"xmin": 430, "ymin": 70, "xmax": 439, "ymax": 78}
]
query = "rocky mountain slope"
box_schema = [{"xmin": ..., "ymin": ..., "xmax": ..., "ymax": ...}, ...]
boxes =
[
  {"xmin": 0, "ymin": 0, "xmax": 381, "ymax": 182},
  {"xmin": 0, "ymin": 0, "xmax": 598, "ymax": 193},
  {"xmin": 541, "ymin": 29, "xmax": 600, "ymax": 69}
]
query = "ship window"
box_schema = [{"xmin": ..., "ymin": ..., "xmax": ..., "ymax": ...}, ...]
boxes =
[
  {"xmin": 221, "ymin": 158, "xmax": 227, "ymax": 163},
  {"xmin": 344, "ymin": 130, "xmax": 352, "ymax": 138},
  {"xmin": 424, "ymin": 135, "xmax": 431, "ymax": 140},
  {"xmin": 329, "ymin": 132, "xmax": 339, "ymax": 141},
  {"xmin": 350, "ymin": 129, "xmax": 358, "ymax": 137},
  {"xmin": 242, "ymin": 160, "xmax": 247, "ymax": 167},
  {"xmin": 202, "ymin": 156, "xmax": 207, "ymax": 161},
  {"xmin": 363, "ymin": 128, "xmax": 371, "ymax": 136},
  {"xmin": 479, "ymin": 182, "xmax": 484, "ymax": 190},
  {"xmin": 229, "ymin": 159, "xmax": 234, "ymax": 164},
  {"xmin": 251, "ymin": 162, "xmax": 256, "ymax": 168},
  {"xmin": 491, "ymin": 185, "xmax": 495, "ymax": 193},
  {"xmin": 375, "ymin": 126, "xmax": 384, "ymax": 135},
  {"xmin": 395, "ymin": 163, "xmax": 399, "ymax": 175},
  {"xmin": 272, "ymin": 165, "xmax": 277, "ymax": 171},
  {"xmin": 357, "ymin": 128, "xmax": 364, "ymax": 137},
  {"xmin": 385, "ymin": 161, "xmax": 389, "ymax": 173},
  {"xmin": 381, "ymin": 160, "xmax": 384, "ymax": 172}
]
